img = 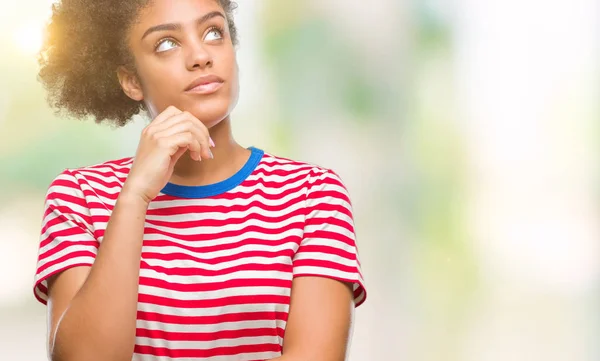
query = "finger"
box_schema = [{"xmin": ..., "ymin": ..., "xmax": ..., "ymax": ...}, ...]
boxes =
[
  {"xmin": 142, "ymin": 106, "xmax": 182, "ymax": 138},
  {"xmin": 154, "ymin": 112, "xmax": 211, "ymax": 160},
  {"xmin": 150, "ymin": 105, "xmax": 182, "ymax": 126},
  {"xmin": 153, "ymin": 121, "xmax": 205, "ymax": 160},
  {"xmin": 157, "ymin": 132, "xmax": 201, "ymax": 157},
  {"xmin": 153, "ymin": 111, "xmax": 210, "ymax": 141},
  {"xmin": 170, "ymin": 146, "xmax": 189, "ymax": 167}
]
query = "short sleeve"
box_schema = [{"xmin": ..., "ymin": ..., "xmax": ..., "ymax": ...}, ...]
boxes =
[
  {"xmin": 33, "ymin": 169, "xmax": 99, "ymax": 305},
  {"xmin": 292, "ymin": 169, "xmax": 367, "ymax": 307}
]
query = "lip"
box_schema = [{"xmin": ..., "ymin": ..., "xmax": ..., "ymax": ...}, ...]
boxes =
[{"xmin": 184, "ymin": 74, "xmax": 225, "ymax": 94}]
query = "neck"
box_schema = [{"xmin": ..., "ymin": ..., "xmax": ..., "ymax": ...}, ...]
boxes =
[{"xmin": 170, "ymin": 116, "xmax": 250, "ymax": 186}]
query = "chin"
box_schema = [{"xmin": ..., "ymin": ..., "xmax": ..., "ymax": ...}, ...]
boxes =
[{"xmin": 183, "ymin": 97, "xmax": 233, "ymax": 128}]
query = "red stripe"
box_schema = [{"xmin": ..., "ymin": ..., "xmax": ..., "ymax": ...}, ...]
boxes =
[
  {"xmin": 137, "ymin": 294, "xmax": 290, "ymax": 309},
  {"xmin": 37, "ymin": 250, "xmax": 96, "ymax": 274},
  {"xmin": 139, "ymin": 236, "xmax": 299, "ymax": 255},
  {"xmin": 141, "ymin": 249, "xmax": 295, "ymax": 266},
  {"xmin": 293, "ymin": 244, "xmax": 355, "ymax": 260},
  {"xmin": 302, "ymin": 230, "xmax": 356, "ymax": 247},
  {"xmin": 137, "ymin": 310, "xmax": 289, "ymax": 325},
  {"xmin": 144, "ymin": 207, "xmax": 306, "ymax": 229},
  {"xmin": 251, "ymin": 168, "xmax": 312, "ymax": 179},
  {"xmin": 38, "ymin": 240, "xmax": 98, "ymax": 260},
  {"xmin": 147, "ymin": 195, "xmax": 306, "ymax": 216},
  {"xmin": 134, "ymin": 343, "xmax": 281, "ymax": 358},
  {"xmin": 40, "ymin": 223, "xmax": 94, "ymax": 246},
  {"xmin": 138, "ymin": 277, "xmax": 292, "ymax": 293},
  {"xmin": 142, "ymin": 222, "xmax": 305, "ymax": 242},
  {"xmin": 292, "ymin": 259, "xmax": 357, "ymax": 274},
  {"xmin": 136, "ymin": 326, "xmax": 284, "ymax": 342},
  {"xmin": 305, "ymin": 215, "xmax": 354, "ymax": 231},
  {"xmin": 78, "ymin": 159, "xmax": 133, "ymax": 174},
  {"xmin": 140, "ymin": 261, "xmax": 292, "ymax": 277},
  {"xmin": 81, "ymin": 187, "xmax": 120, "ymax": 201},
  {"xmin": 259, "ymin": 158, "xmax": 314, "ymax": 168}
]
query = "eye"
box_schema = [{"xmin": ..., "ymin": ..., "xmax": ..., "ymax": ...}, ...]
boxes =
[
  {"xmin": 204, "ymin": 27, "xmax": 224, "ymax": 42},
  {"xmin": 155, "ymin": 38, "xmax": 178, "ymax": 53}
]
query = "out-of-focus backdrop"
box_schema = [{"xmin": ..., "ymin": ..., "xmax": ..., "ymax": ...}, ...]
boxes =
[{"xmin": 1, "ymin": 1, "xmax": 598, "ymax": 360}]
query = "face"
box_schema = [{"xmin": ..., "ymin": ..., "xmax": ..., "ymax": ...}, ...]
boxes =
[{"xmin": 120, "ymin": 0, "xmax": 238, "ymax": 127}]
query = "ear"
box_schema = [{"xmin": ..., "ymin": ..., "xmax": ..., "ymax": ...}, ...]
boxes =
[{"xmin": 117, "ymin": 66, "xmax": 144, "ymax": 101}]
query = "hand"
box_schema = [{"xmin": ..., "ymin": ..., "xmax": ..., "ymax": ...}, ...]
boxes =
[{"xmin": 121, "ymin": 106, "xmax": 214, "ymax": 204}]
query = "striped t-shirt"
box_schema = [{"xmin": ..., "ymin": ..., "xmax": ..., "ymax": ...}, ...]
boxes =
[{"xmin": 33, "ymin": 147, "xmax": 367, "ymax": 361}]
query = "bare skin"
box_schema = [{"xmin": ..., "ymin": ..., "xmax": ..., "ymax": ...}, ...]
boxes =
[{"xmin": 46, "ymin": 1, "xmax": 355, "ymax": 360}]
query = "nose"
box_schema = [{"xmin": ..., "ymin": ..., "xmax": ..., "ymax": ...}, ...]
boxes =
[{"xmin": 185, "ymin": 40, "xmax": 213, "ymax": 70}]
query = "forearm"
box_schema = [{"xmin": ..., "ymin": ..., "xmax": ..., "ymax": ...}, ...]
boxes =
[{"xmin": 52, "ymin": 191, "xmax": 148, "ymax": 361}]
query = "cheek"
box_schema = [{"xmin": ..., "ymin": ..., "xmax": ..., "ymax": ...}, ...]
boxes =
[
  {"xmin": 138, "ymin": 67, "xmax": 182, "ymax": 112},
  {"xmin": 230, "ymin": 63, "xmax": 240, "ymax": 105}
]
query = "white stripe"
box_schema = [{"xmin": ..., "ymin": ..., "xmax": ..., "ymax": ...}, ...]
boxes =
[
  {"xmin": 151, "ymin": 188, "xmax": 307, "ymax": 210},
  {"xmin": 138, "ymin": 285, "xmax": 290, "ymax": 301},
  {"xmin": 79, "ymin": 178, "xmax": 123, "ymax": 196},
  {"xmin": 134, "ymin": 335, "xmax": 280, "ymax": 350},
  {"xmin": 46, "ymin": 188, "xmax": 92, "ymax": 214},
  {"xmin": 142, "ymin": 213, "xmax": 305, "ymax": 236},
  {"xmin": 77, "ymin": 170, "xmax": 130, "ymax": 181},
  {"xmin": 34, "ymin": 282, "xmax": 48, "ymax": 302},
  {"xmin": 145, "ymin": 201, "xmax": 305, "ymax": 224},
  {"xmin": 39, "ymin": 217, "xmax": 89, "ymax": 253},
  {"xmin": 36, "ymin": 255, "xmax": 95, "ymax": 283},
  {"xmin": 40, "ymin": 212, "xmax": 94, "ymax": 235},
  {"xmin": 139, "ymin": 268, "xmax": 292, "ymax": 285},
  {"xmin": 141, "ymin": 242, "xmax": 298, "ymax": 260},
  {"xmin": 139, "ymin": 228, "xmax": 303, "ymax": 248},
  {"xmin": 292, "ymin": 265, "xmax": 359, "ymax": 281},
  {"xmin": 136, "ymin": 318, "xmax": 286, "ymax": 333},
  {"xmin": 292, "ymin": 252, "xmax": 357, "ymax": 269},
  {"xmin": 40, "ymin": 212, "xmax": 94, "ymax": 237},
  {"xmin": 78, "ymin": 163, "xmax": 132, "ymax": 174},
  {"xmin": 304, "ymin": 212, "xmax": 353, "ymax": 228},
  {"xmin": 231, "ymin": 173, "xmax": 309, "ymax": 194},
  {"xmin": 253, "ymin": 161, "xmax": 314, "ymax": 173},
  {"xmin": 245, "ymin": 171, "xmax": 311, "ymax": 184},
  {"xmin": 307, "ymin": 182, "xmax": 349, "ymax": 198},
  {"xmin": 304, "ymin": 223, "xmax": 356, "ymax": 241},
  {"xmin": 142, "ymin": 256, "xmax": 292, "ymax": 272},
  {"xmin": 37, "ymin": 240, "xmax": 97, "ymax": 271},
  {"xmin": 298, "ymin": 237, "xmax": 357, "ymax": 255}
]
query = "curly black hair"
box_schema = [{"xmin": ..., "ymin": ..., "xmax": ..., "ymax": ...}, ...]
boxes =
[{"xmin": 38, "ymin": 0, "xmax": 238, "ymax": 127}]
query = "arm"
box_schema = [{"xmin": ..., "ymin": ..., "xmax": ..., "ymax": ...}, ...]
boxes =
[
  {"xmin": 270, "ymin": 169, "xmax": 366, "ymax": 361},
  {"xmin": 47, "ymin": 190, "xmax": 149, "ymax": 361},
  {"xmin": 43, "ymin": 107, "xmax": 213, "ymax": 361},
  {"xmin": 270, "ymin": 277, "xmax": 355, "ymax": 361}
]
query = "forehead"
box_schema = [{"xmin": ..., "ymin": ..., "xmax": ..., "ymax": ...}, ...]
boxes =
[{"xmin": 135, "ymin": 0, "xmax": 224, "ymax": 29}]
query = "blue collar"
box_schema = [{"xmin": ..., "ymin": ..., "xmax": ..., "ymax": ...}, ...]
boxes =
[{"xmin": 160, "ymin": 147, "xmax": 264, "ymax": 198}]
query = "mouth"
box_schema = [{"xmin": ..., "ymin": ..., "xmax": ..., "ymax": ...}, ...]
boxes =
[{"xmin": 184, "ymin": 74, "xmax": 225, "ymax": 95}]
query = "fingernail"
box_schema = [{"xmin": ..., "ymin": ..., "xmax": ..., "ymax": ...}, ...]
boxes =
[
  {"xmin": 209, "ymin": 137, "xmax": 216, "ymax": 148},
  {"xmin": 208, "ymin": 149, "xmax": 214, "ymax": 159}
]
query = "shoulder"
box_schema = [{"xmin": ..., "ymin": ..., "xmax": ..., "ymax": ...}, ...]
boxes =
[
  {"xmin": 65, "ymin": 156, "xmax": 135, "ymax": 178},
  {"xmin": 46, "ymin": 156, "xmax": 134, "ymax": 196},
  {"xmin": 257, "ymin": 150, "xmax": 350, "ymax": 198},
  {"xmin": 258, "ymin": 150, "xmax": 345, "ymax": 183}
]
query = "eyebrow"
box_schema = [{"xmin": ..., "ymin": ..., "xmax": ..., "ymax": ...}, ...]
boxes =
[{"xmin": 141, "ymin": 11, "xmax": 225, "ymax": 40}]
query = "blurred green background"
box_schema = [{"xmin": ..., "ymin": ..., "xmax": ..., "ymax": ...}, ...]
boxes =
[{"xmin": 1, "ymin": 1, "xmax": 598, "ymax": 360}]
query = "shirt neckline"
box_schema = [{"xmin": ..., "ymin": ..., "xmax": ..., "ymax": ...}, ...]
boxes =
[{"xmin": 159, "ymin": 146, "xmax": 264, "ymax": 199}]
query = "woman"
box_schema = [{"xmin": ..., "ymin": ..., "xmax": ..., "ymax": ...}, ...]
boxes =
[{"xmin": 33, "ymin": 0, "xmax": 366, "ymax": 360}]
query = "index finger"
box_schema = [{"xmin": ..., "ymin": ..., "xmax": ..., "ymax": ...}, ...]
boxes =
[{"xmin": 150, "ymin": 105, "xmax": 182, "ymax": 125}]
